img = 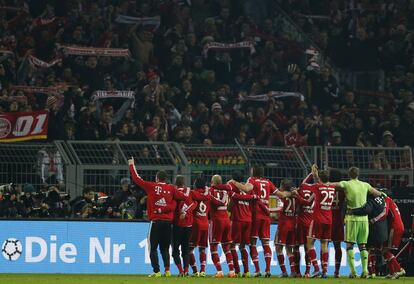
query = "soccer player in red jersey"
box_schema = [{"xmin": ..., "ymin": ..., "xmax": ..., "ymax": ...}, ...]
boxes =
[
  {"xmin": 383, "ymin": 196, "xmax": 406, "ymax": 279},
  {"xmin": 188, "ymin": 176, "xmax": 210, "ymax": 277},
  {"xmin": 328, "ymin": 168, "xmax": 345, "ymax": 277},
  {"xmin": 128, "ymin": 157, "xmax": 187, "ymax": 277},
  {"xmin": 172, "ymin": 175, "xmax": 197, "ymax": 276},
  {"xmin": 296, "ymin": 172, "xmax": 315, "ymax": 277},
  {"xmin": 301, "ymin": 165, "xmax": 336, "ymax": 278},
  {"xmin": 274, "ymin": 179, "xmax": 299, "ymax": 278},
  {"xmin": 212, "ymin": 171, "xmax": 258, "ymax": 277},
  {"xmin": 209, "ymin": 174, "xmax": 236, "ymax": 278},
  {"xmin": 230, "ymin": 166, "xmax": 295, "ymax": 277}
]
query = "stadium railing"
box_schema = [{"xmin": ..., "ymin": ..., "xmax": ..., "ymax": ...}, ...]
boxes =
[{"xmin": 0, "ymin": 142, "xmax": 412, "ymax": 197}]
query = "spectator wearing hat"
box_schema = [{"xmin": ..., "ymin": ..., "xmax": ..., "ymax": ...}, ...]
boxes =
[
  {"xmin": 143, "ymin": 71, "xmax": 164, "ymax": 106},
  {"xmin": 145, "ymin": 126, "xmax": 158, "ymax": 142},
  {"xmin": 382, "ymin": 131, "xmax": 397, "ymax": 147},
  {"xmin": 331, "ymin": 131, "xmax": 344, "ymax": 146}
]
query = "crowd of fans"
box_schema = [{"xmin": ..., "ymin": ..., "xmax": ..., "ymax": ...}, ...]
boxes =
[{"xmin": 0, "ymin": 0, "xmax": 412, "ymax": 149}]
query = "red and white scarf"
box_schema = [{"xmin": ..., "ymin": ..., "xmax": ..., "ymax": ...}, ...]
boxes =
[
  {"xmin": 59, "ymin": 45, "xmax": 131, "ymax": 58},
  {"xmin": 115, "ymin": 15, "xmax": 160, "ymax": 29},
  {"xmin": 10, "ymin": 85, "xmax": 66, "ymax": 96},
  {"xmin": 28, "ymin": 55, "xmax": 62, "ymax": 68},
  {"xmin": 203, "ymin": 41, "xmax": 255, "ymax": 57},
  {"xmin": 92, "ymin": 90, "xmax": 135, "ymax": 101},
  {"xmin": 239, "ymin": 91, "xmax": 304, "ymax": 102}
]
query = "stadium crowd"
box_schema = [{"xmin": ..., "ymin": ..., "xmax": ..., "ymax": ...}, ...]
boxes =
[{"xmin": 0, "ymin": 0, "xmax": 413, "ymax": 148}]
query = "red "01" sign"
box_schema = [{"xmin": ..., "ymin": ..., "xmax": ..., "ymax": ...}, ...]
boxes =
[{"xmin": 0, "ymin": 111, "xmax": 49, "ymax": 142}]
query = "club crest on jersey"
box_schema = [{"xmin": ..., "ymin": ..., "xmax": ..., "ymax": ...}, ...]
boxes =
[{"xmin": 155, "ymin": 198, "xmax": 167, "ymax": 207}]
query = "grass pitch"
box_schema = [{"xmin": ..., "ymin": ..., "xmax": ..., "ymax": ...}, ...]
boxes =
[{"xmin": 0, "ymin": 275, "xmax": 413, "ymax": 284}]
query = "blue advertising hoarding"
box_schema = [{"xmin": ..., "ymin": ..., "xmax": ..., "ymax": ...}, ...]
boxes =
[{"xmin": 0, "ymin": 220, "xmax": 361, "ymax": 275}]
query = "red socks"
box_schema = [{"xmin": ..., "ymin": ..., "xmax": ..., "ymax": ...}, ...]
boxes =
[
  {"xmin": 240, "ymin": 246, "xmax": 249, "ymax": 273},
  {"xmin": 289, "ymin": 255, "xmax": 297, "ymax": 274},
  {"xmin": 222, "ymin": 243, "xmax": 234, "ymax": 272},
  {"xmin": 200, "ymin": 249, "xmax": 206, "ymax": 272},
  {"xmin": 176, "ymin": 263, "xmax": 183, "ymax": 274},
  {"xmin": 189, "ymin": 248, "xmax": 197, "ymax": 273},
  {"xmin": 321, "ymin": 252, "xmax": 329, "ymax": 274},
  {"xmin": 210, "ymin": 243, "xmax": 222, "ymax": 271},
  {"xmin": 231, "ymin": 247, "xmax": 240, "ymax": 273},
  {"xmin": 308, "ymin": 248, "xmax": 320, "ymax": 272},
  {"xmin": 250, "ymin": 244, "xmax": 260, "ymax": 273},
  {"xmin": 263, "ymin": 244, "xmax": 272, "ymax": 273},
  {"xmin": 277, "ymin": 253, "xmax": 287, "ymax": 274}
]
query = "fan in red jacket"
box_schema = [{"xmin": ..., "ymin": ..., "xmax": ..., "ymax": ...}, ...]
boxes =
[{"xmin": 128, "ymin": 157, "xmax": 187, "ymax": 277}]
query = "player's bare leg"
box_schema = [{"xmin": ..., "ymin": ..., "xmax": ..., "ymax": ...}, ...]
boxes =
[
  {"xmin": 250, "ymin": 237, "xmax": 261, "ymax": 277},
  {"xmin": 333, "ymin": 241, "xmax": 342, "ymax": 277},
  {"xmin": 306, "ymin": 237, "xmax": 321, "ymax": 277},
  {"xmin": 275, "ymin": 244, "xmax": 288, "ymax": 277}
]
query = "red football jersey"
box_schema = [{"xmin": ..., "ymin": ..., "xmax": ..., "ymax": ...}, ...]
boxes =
[
  {"xmin": 229, "ymin": 184, "xmax": 254, "ymax": 222},
  {"xmin": 174, "ymin": 187, "xmax": 197, "ymax": 227},
  {"xmin": 331, "ymin": 190, "xmax": 345, "ymax": 222},
  {"xmin": 297, "ymin": 186, "xmax": 315, "ymax": 226},
  {"xmin": 129, "ymin": 164, "xmax": 186, "ymax": 221},
  {"xmin": 278, "ymin": 196, "xmax": 297, "ymax": 225},
  {"xmin": 246, "ymin": 177, "xmax": 278, "ymax": 220},
  {"xmin": 387, "ymin": 197, "xmax": 404, "ymax": 231},
  {"xmin": 209, "ymin": 187, "xmax": 230, "ymax": 220},
  {"xmin": 192, "ymin": 188, "xmax": 211, "ymax": 227},
  {"xmin": 301, "ymin": 183, "xmax": 336, "ymax": 224}
]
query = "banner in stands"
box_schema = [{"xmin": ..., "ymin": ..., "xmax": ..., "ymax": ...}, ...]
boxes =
[
  {"xmin": 0, "ymin": 110, "xmax": 49, "ymax": 142},
  {"xmin": 0, "ymin": 220, "xmax": 359, "ymax": 275}
]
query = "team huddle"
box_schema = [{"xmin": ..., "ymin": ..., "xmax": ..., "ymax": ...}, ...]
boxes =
[{"xmin": 128, "ymin": 158, "xmax": 405, "ymax": 279}]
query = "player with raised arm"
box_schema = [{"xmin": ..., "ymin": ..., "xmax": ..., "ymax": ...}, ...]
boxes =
[
  {"xmin": 230, "ymin": 166, "xmax": 296, "ymax": 277},
  {"xmin": 274, "ymin": 179, "xmax": 298, "ymax": 278},
  {"xmin": 128, "ymin": 157, "xmax": 187, "ymax": 277},
  {"xmin": 300, "ymin": 165, "xmax": 336, "ymax": 278},
  {"xmin": 172, "ymin": 175, "xmax": 197, "ymax": 276},
  {"xmin": 329, "ymin": 166, "xmax": 386, "ymax": 278},
  {"xmin": 188, "ymin": 176, "xmax": 210, "ymax": 277},
  {"xmin": 212, "ymin": 171, "xmax": 258, "ymax": 277},
  {"xmin": 209, "ymin": 175, "xmax": 236, "ymax": 278}
]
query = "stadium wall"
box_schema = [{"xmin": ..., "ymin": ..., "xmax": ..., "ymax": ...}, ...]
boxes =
[{"xmin": 0, "ymin": 220, "xmax": 360, "ymax": 275}]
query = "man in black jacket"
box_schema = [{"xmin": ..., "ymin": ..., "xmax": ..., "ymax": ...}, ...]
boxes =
[{"xmin": 348, "ymin": 194, "xmax": 387, "ymax": 278}]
